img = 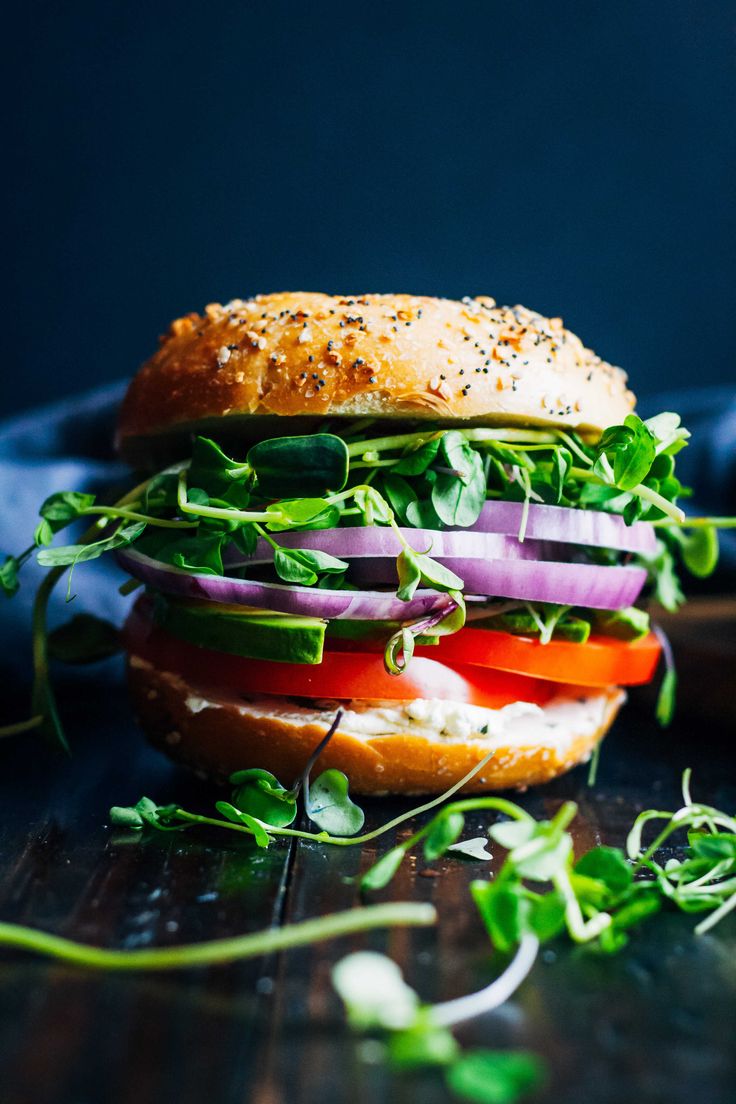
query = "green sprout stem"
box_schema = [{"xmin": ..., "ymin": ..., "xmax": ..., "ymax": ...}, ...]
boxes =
[
  {"xmin": 346, "ymin": 428, "xmax": 558, "ymax": 459},
  {"xmin": 431, "ymin": 932, "xmax": 540, "ymax": 1028},
  {"xmin": 79, "ymin": 505, "xmax": 196, "ymax": 529},
  {"xmin": 177, "ymin": 472, "xmax": 276, "ymax": 525},
  {"xmin": 0, "ymin": 715, "xmax": 44, "ymax": 739},
  {"xmin": 561, "ymin": 466, "xmax": 685, "ymax": 523},
  {"xmin": 18, "ymin": 477, "xmax": 160, "ymax": 749},
  {"xmin": 695, "ymin": 891, "xmax": 736, "ymax": 935},
  {"xmin": 652, "ymin": 516, "xmax": 736, "ymax": 529},
  {"xmin": 158, "ymin": 750, "xmax": 525, "ymax": 850},
  {"xmin": 0, "ymin": 902, "xmax": 436, "ymax": 972}
]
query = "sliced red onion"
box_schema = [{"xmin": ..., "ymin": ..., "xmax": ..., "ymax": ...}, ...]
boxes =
[
  {"xmin": 116, "ymin": 547, "xmax": 455, "ymax": 621},
  {"xmin": 232, "ymin": 527, "xmax": 565, "ymax": 567},
  {"xmin": 352, "ymin": 558, "xmax": 647, "ymax": 610},
  {"xmin": 467, "ymin": 501, "xmax": 655, "ymax": 553},
  {"xmin": 226, "ymin": 504, "xmax": 654, "ymax": 570}
]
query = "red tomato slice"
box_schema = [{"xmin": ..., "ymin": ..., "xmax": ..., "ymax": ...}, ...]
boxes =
[
  {"xmin": 328, "ymin": 627, "xmax": 661, "ymax": 687},
  {"xmin": 124, "ymin": 601, "xmax": 554, "ymax": 708}
]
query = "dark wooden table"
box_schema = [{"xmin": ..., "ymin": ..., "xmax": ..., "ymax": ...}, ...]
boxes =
[{"xmin": 0, "ymin": 672, "xmax": 734, "ymax": 1104}]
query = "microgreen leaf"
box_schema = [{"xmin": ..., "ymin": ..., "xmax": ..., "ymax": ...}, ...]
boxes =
[
  {"xmin": 513, "ymin": 830, "xmax": 572, "ymax": 881},
  {"xmin": 414, "ymin": 554, "xmax": 464, "ymax": 593},
  {"xmin": 689, "ymin": 833, "xmax": 736, "ymax": 861},
  {"xmin": 143, "ymin": 470, "xmax": 180, "ymax": 512},
  {"xmin": 249, "ymin": 433, "xmax": 349, "ymax": 497},
  {"xmin": 214, "ymin": 802, "xmax": 272, "ymax": 847},
  {"xmin": 405, "ymin": 497, "xmax": 443, "ymax": 529},
  {"xmin": 527, "ymin": 891, "xmax": 567, "ymax": 941},
  {"xmin": 597, "ymin": 414, "xmax": 657, "ymax": 491},
  {"xmin": 635, "ymin": 539, "xmax": 685, "ymax": 611},
  {"xmin": 305, "ymin": 769, "xmax": 365, "ymax": 836},
  {"xmin": 188, "ymin": 438, "xmax": 249, "ymax": 498},
  {"xmin": 392, "ymin": 435, "xmax": 442, "ymax": 475},
  {"xmin": 36, "ymin": 522, "xmax": 146, "ymax": 568},
  {"xmin": 423, "ymin": 812, "xmax": 465, "ymax": 861},
  {"xmin": 229, "ymin": 768, "xmax": 297, "ymax": 828},
  {"xmin": 445, "ymin": 1049, "xmax": 545, "ymax": 1104},
  {"xmin": 656, "ymin": 666, "xmax": 677, "ymax": 727},
  {"xmin": 384, "ymin": 626, "xmax": 416, "ymax": 674},
  {"xmin": 396, "ymin": 548, "xmax": 422, "ymax": 600},
  {"xmin": 47, "ymin": 614, "xmax": 120, "ymax": 664},
  {"xmin": 381, "ymin": 473, "xmax": 418, "ymax": 525},
  {"xmin": 145, "ymin": 531, "xmax": 226, "ymax": 575},
  {"xmin": 273, "ymin": 547, "xmax": 348, "ymax": 586},
  {"xmin": 388, "ymin": 1022, "xmax": 460, "ymax": 1068},
  {"xmin": 550, "ymin": 447, "xmax": 572, "ymax": 504},
  {"xmin": 574, "ymin": 846, "xmax": 633, "ymax": 901},
  {"xmin": 109, "ymin": 805, "xmax": 146, "ymax": 829},
  {"xmin": 470, "ymin": 880, "xmax": 529, "ymax": 954},
  {"xmin": 432, "ymin": 434, "xmax": 486, "ymax": 526},
  {"xmin": 488, "ymin": 819, "xmax": 537, "ymax": 850},
  {"xmin": 332, "ymin": 951, "xmax": 420, "ymax": 1030},
  {"xmin": 644, "ymin": 411, "xmax": 690, "ymax": 456},
  {"xmin": 109, "ymin": 797, "xmax": 179, "ymax": 831},
  {"xmin": 265, "ymin": 498, "xmax": 341, "ymax": 531},
  {"xmin": 361, "ymin": 846, "xmax": 407, "ymax": 892},
  {"xmin": 0, "ymin": 555, "xmax": 21, "ymax": 598},
  {"xmin": 39, "ymin": 490, "xmax": 96, "ymax": 530},
  {"xmin": 679, "ymin": 525, "xmax": 719, "ymax": 578}
]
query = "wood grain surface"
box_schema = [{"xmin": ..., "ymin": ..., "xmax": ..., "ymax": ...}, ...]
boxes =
[{"xmin": 0, "ymin": 670, "xmax": 734, "ymax": 1104}]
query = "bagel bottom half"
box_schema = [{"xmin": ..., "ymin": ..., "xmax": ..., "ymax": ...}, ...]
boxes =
[{"xmin": 126, "ymin": 652, "xmax": 625, "ymax": 795}]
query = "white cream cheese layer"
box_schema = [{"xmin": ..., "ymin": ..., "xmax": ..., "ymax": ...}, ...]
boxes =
[
  {"xmin": 130, "ymin": 655, "xmax": 622, "ymax": 753},
  {"xmin": 189, "ymin": 687, "xmax": 618, "ymax": 750}
]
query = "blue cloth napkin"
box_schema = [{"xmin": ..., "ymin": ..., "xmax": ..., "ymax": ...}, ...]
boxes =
[{"xmin": 1, "ymin": 383, "xmax": 734, "ymax": 688}]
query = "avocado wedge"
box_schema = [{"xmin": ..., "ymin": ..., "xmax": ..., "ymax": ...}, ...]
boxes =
[{"xmin": 154, "ymin": 597, "xmax": 326, "ymax": 664}]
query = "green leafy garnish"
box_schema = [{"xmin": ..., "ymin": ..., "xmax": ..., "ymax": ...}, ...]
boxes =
[
  {"xmin": 304, "ymin": 769, "xmax": 365, "ymax": 836},
  {"xmin": 597, "ymin": 414, "xmax": 657, "ymax": 491},
  {"xmin": 36, "ymin": 521, "xmax": 146, "ymax": 568},
  {"xmin": 0, "ymin": 555, "xmax": 21, "ymax": 598},
  {"xmin": 360, "ymin": 846, "xmax": 408, "ymax": 892},
  {"xmin": 332, "ymin": 942, "xmax": 544, "ymax": 1102},
  {"xmin": 431, "ymin": 431, "xmax": 487, "ymax": 526},
  {"xmin": 0, "ymin": 903, "xmax": 435, "ymax": 971},
  {"xmin": 228, "ymin": 768, "xmax": 298, "ymax": 827},
  {"xmin": 249, "ymin": 433, "xmax": 349, "ymax": 498},
  {"xmin": 3, "ymin": 410, "xmax": 736, "ymax": 748},
  {"xmin": 272, "ymin": 546, "xmax": 348, "ymax": 586},
  {"xmin": 423, "ymin": 811, "xmax": 465, "ymax": 861},
  {"xmin": 446, "ymin": 1051, "xmax": 545, "ymax": 1104}
]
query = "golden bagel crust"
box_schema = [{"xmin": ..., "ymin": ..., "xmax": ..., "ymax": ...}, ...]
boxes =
[
  {"xmin": 117, "ymin": 292, "xmax": 635, "ymax": 465},
  {"xmin": 126, "ymin": 654, "xmax": 624, "ymax": 795}
]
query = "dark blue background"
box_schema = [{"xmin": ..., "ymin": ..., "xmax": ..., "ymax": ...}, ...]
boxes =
[{"xmin": 6, "ymin": 1, "xmax": 735, "ymax": 415}]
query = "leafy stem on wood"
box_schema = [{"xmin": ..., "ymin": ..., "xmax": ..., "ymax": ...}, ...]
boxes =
[
  {"xmin": 332, "ymin": 937, "xmax": 544, "ymax": 1102},
  {"xmin": 112, "ymin": 748, "xmax": 501, "ymax": 849},
  {"xmin": 0, "ymin": 902, "xmax": 436, "ymax": 971}
]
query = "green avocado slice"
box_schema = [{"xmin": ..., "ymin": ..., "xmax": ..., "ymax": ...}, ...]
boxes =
[{"xmin": 153, "ymin": 597, "xmax": 326, "ymax": 664}]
